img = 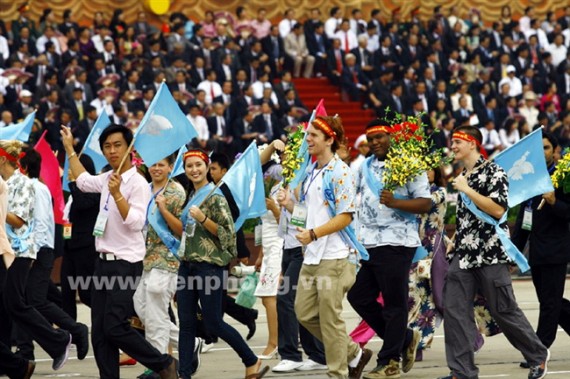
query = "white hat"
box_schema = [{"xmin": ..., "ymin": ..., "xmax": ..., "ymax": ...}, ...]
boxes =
[
  {"xmin": 506, "ymin": 65, "xmax": 516, "ymax": 73},
  {"xmin": 354, "ymin": 134, "xmax": 368, "ymax": 149},
  {"xmin": 20, "ymin": 89, "xmax": 32, "ymax": 97}
]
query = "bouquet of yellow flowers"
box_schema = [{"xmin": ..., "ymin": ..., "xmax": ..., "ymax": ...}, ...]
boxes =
[
  {"xmin": 281, "ymin": 125, "xmax": 306, "ymax": 188},
  {"xmin": 382, "ymin": 116, "xmax": 451, "ymax": 191},
  {"xmin": 551, "ymin": 148, "xmax": 570, "ymax": 193}
]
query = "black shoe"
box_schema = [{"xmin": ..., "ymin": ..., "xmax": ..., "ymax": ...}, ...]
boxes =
[
  {"xmin": 74, "ymin": 323, "xmax": 89, "ymax": 360},
  {"xmin": 52, "ymin": 331, "xmax": 72, "ymax": 370},
  {"xmin": 246, "ymin": 309, "xmax": 258, "ymax": 341},
  {"xmin": 348, "ymin": 348, "xmax": 372, "ymax": 379},
  {"xmin": 191, "ymin": 338, "xmax": 203, "ymax": 375},
  {"xmin": 520, "ymin": 361, "xmax": 530, "ymax": 369}
]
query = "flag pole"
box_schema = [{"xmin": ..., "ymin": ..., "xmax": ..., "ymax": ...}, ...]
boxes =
[
  {"xmin": 198, "ymin": 179, "xmax": 223, "ymax": 208},
  {"xmin": 116, "ymin": 137, "xmax": 136, "ymax": 173}
]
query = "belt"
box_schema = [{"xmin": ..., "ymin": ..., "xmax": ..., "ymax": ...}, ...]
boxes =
[{"xmin": 99, "ymin": 253, "xmax": 120, "ymax": 261}]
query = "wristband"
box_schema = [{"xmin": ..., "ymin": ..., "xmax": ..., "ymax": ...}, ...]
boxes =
[
  {"xmin": 201, "ymin": 215, "xmax": 208, "ymax": 224},
  {"xmin": 69, "ymin": 152, "xmax": 77, "ymax": 159},
  {"xmin": 310, "ymin": 229, "xmax": 318, "ymax": 241},
  {"xmin": 114, "ymin": 196, "xmax": 125, "ymax": 203}
]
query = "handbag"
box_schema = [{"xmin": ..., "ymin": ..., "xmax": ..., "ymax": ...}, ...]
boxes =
[{"xmin": 235, "ymin": 272, "xmax": 259, "ymax": 308}]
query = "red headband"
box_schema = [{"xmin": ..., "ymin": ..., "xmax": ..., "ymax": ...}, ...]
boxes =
[
  {"xmin": 312, "ymin": 118, "xmax": 337, "ymax": 140},
  {"xmin": 366, "ymin": 125, "xmax": 393, "ymax": 136},
  {"xmin": 452, "ymin": 131, "xmax": 488, "ymax": 159},
  {"xmin": 0, "ymin": 148, "xmax": 25, "ymax": 172},
  {"xmin": 183, "ymin": 150, "xmax": 210, "ymax": 165}
]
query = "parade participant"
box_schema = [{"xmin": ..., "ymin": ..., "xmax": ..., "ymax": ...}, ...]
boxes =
[
  {"xmin": 513, "ymin": 132, "xmax": 570, "ymax": 368},
  {"xmin": 61, "ymin": 124, "xmax": 177, "ymax": 379},
  {"xmin": 439, "ymin": 125, "xmax": 549, "ymax": 379},
  {"xmin": 0, "ymin": 173, "xmax": 35, "ymax": 379},
  {"xmin": 15, "ymin": 149, "xmax": 89, "ymax": 362},
  {"xmin": 133, "ymin": 154, "xmax": 186, "ymax": 379},
  {"xmin": 61, "ymin": 154, "xmax": 100, "ymax": 320},
  {"xmin": 176, "ymin": 149, "xmax": 269, "ymax": 379},
  {"xmin": 277, "ymin": 115, "xmax": 371, "ymax": 379},
  {"xmin": 347, "ymin": 118, "xmax": 431, "ymax": 379},
  {"xmin": 0, "ymin": 139, "xmax": 72, "ymax": 372}
]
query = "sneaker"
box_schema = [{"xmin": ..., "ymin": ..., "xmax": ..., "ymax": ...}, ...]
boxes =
[
  {"xmin": 272, "ymin": 359, "xmax": 304, "ymax": 373},
  {"xmin": 363, "ymin": 360, "xmax": 400, "ymax": 379},
  {"xmin": 401, "ymin": 329, "xmax": 421, "ymax": 373},
  {"xmin": 520, "ymin": 361, "xmax": 530, "ymax": 369},
  {"xmin": 528, "ymin": 349, "xmax": 550, "ymax": 379},
  {"xmin": 74, "ymin": 323, "xmax": 89, "ymax": 360},
  {"xmin": 296, "ymin": 359, "xmax": 328, "ymax": 371},
  {"xmin": 52, "ymin": 332, "xmax": 72, "ymax": 370},
  {"xmin": 348, "ymin": 348, "xmax": 373, "ymax": 379},
  {"xmin": 191, "ymin": 338, "xmax": 203, "ymax": 375},
  {"xmin": 201, "ymin": 341, "xmax": 215, "ymax": 354}
]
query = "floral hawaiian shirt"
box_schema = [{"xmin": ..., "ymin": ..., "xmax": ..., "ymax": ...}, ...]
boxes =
[
  {"xmin": 144, "ymin": 181, "xmax": 186, "ymax": 273},
  {"xmin": 6, "ymin": 170, "xmax": 36, "ymax": 259},
  {"xmin": 455, "ymin": 156, "xmax": 510, "ymax": 269}
]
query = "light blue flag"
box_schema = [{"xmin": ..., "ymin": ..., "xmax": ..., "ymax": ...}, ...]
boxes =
[
  {"xmin": 0, "ymin": 111, "xmax": 35, "ymax": 142},
  {"xmin": 494, "ymin": 128, "xmax": 554, "ymax": 207},
  {"xmin": 169, "ymin": 145, "xmax": 188, "ymax": 179},
  {"xmin": 62, "ymin": 110, "xmax": 111, "ymax": 191},
  {"xmin": 221, "ymin": 141, "xmax": 267, "ymax": 230},
  {"xmin": 134, "ymin": 82, "xmax": 197, "ymax": 167}
]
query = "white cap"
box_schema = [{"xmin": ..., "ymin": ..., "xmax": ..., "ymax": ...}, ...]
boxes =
[
  {"xmin": 506, "ymin": 65, "xmax": 516, "ymax": 73},
  {"xmin": 20, "ymin": 89, "xmax": 32, "ymax": 97},
  {"xmin": 354, "ymin": 134, "xmax": 368, "ymax": 149}
]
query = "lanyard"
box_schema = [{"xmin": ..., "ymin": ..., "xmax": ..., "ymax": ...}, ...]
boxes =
[
  {"xmin": 145, "ymin": 182, "xmax": 167, "ymax": 223},
  {"xmin": 300, "ymin": 162, "xmax": 329, "ymax": 203}
]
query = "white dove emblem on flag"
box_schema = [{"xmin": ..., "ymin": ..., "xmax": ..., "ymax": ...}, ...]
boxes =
[
  {"xmin": 507, "ymin": 151, "xmax": 534, "ymax": 180},
  {"xmin": 142, "ymin": 114, "xmax": 174, "ymax": 135}
]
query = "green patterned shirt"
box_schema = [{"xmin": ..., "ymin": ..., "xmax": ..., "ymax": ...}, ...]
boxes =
[
  {"xmin": 182, "ymin": 193, "xmax": 236, "ymax": 266},
  {"xmin": 144, "ymin": 181, "xmax": 186, "ymax": 273}
]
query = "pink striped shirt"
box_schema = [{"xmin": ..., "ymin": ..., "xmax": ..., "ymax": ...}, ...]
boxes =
[{"xmin": 76, "ymin": 167, "xmax": 151, "ymax": 262}]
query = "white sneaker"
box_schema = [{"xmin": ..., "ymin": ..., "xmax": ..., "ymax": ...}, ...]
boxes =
[
  {"xmin": 201, "ymin": 341, "xmax": 214, "ymax": 354},
  {"xmin": 272, "ymin": 359, "xmax": 304, "ymax": 372},
  {"xmin": 296, "ymin": 359, "xmax": 328, "ymax": 371}
]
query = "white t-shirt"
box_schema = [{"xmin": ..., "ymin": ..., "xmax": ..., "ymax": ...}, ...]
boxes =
[{"xmin": 303, "ymin": 169, "xmax": 349, "ymax": 264}]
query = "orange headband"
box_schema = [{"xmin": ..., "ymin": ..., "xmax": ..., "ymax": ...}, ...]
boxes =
[
  {"xmin": 183, "ymin": 150, "xmax": 210, "ymax": 165},
  {"xmin": 312, "ymin": 118, "xmax": 337, "ymax": 140},
  {"xmin": 452, "ymin": 131, "xmax": 488, "ymax": 159},
  {"xmin": 366, "ymin": 125, "xmax": 392, "ymax": 136}
]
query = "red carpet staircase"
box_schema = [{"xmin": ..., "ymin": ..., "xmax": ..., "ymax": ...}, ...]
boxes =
[{"xmin": 292, "ymin": 77, "xmax": 376, "ymax": 149}]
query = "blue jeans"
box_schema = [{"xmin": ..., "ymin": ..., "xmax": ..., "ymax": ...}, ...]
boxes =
[
  {"xmin": 177, "ymin": 261, "xmax": 258, "ymax": 378},
  {"xmin": 277, "ymin": 247, "xmax": 326, "ymax": 364}
]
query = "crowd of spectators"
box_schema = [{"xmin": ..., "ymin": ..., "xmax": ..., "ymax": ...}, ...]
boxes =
[{"xmin": 1, "ymin": 3, "xmax": 570, "ymax": 162}]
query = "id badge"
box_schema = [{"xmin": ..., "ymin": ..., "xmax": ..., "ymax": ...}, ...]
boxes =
[
  {"xmin": 63, "ymin": 223, "xmax": 72, "ymax": 239},
  {"xmin": 522, "ymin": 207, "xmax": 533, "ymax": 231},
  {"xmin": 290, "ymin": 204, "xmax": 308, "ymax": 228},
  {"xmin": 254, "ymin": 224, "xmax": 262, "ymax": 246},
  {"xmin": 93, "ymin": 212, "xmax": 108, "ymax": 237}
]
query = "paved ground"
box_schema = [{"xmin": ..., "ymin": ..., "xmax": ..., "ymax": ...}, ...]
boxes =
[{"xmin": 28, "ymin": 278, "xmax": 570, "ymax": 378}]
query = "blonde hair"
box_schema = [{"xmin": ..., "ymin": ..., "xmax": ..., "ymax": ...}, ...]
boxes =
[{"xmin": 0, "ymin": 140, "xmax": 24, "ymax": 168}]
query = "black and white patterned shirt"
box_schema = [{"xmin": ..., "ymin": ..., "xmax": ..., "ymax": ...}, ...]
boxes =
[{"xmin": 455, "ymin": 156, "xmax": 511, "ymax": 269}]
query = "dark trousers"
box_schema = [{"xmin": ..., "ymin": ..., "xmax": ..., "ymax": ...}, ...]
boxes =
[
  {"xmin": 0, "ymin": 340, "xmax": 28, "ymax": 379},
  {"xmin": 15, "ymin": 248, "xmax": 84, "ymax": 359},
  {"xmin": 0, "ymin": 258, "xmax": 12, "ymax": 347},
  {"xmin": 3, "ymin": 258, "xmax": 69, "ymax": 359},
  {"xmin": 91, "ymin": 258, "xmax": 171, "ymax": 379},
  {"xmin": 347, "ymin": 245, "xmax": 415, "ymax": 365},
  {"xmin": 531, "ymin": 263, "xmax": 570, "ymax": 347},
  {"xmin": 277, "ymin": 247, "xmax": 326, "ymax": 364},
  {"xmin": 177, "ymin": 261, "xmax": 257, "ymax": 379},
  {"xmin": 444, "ymin": 256, "xmax": 547, "ymax": 379},
  {"xmin": 61, "ymin": 244, "xmax": 97, "ymax": 320}
]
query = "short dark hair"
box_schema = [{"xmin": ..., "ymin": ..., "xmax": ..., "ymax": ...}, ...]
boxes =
[
  {"xmin": 210, "ymin": 152, "xmax": 231, "ymax": 170},
  {"xmin": 98, "ymin": 123, "xmax": 133, "ymax": 151},
  {"xmin": 20, "ymin": 148, "xmax": 42, "ymax": 179},
  {"xmin": 542, "ymin": 131, "xmax": 559, "ymax": 150}
]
